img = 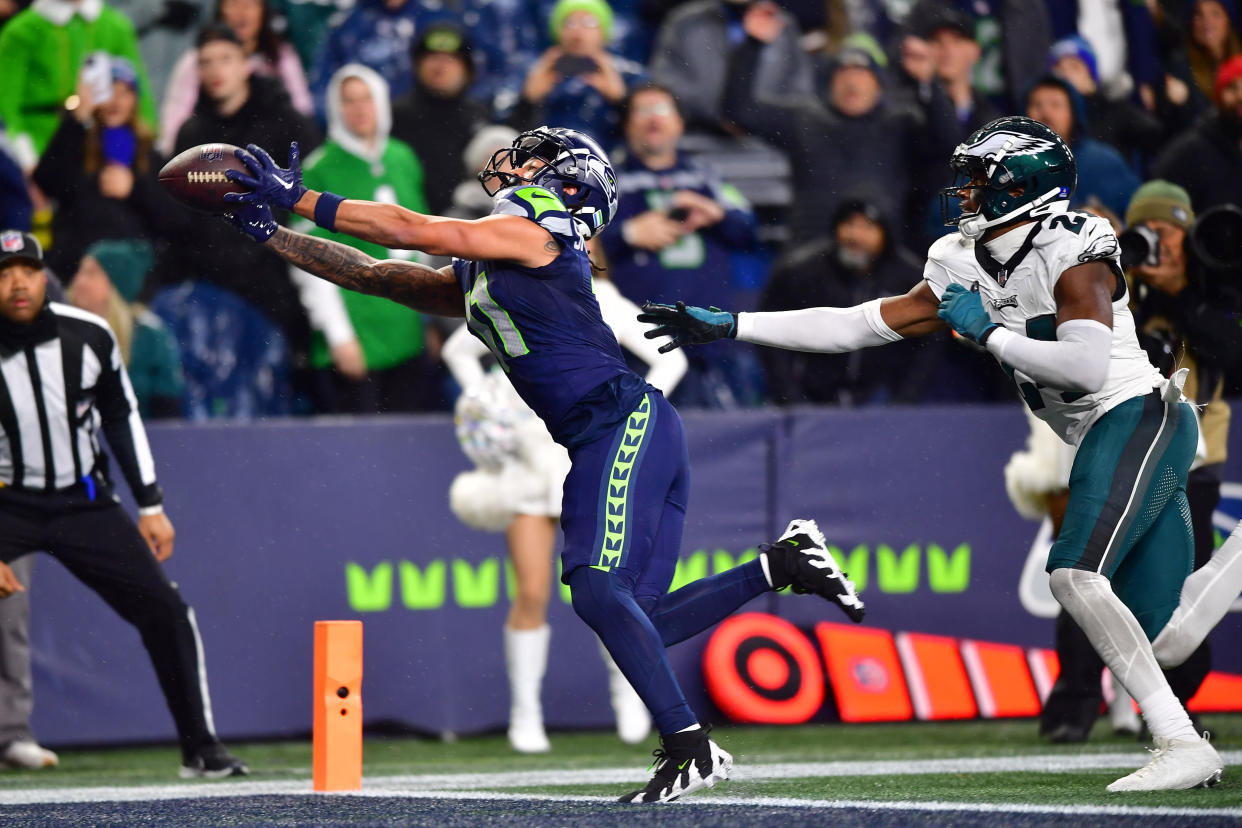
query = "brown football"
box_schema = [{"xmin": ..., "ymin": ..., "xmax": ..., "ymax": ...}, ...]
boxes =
[{"xmin": 158, "ymin": 143, "xmax": 251, "ymax": 214}]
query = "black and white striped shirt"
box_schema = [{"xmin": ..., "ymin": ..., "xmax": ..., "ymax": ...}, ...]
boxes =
[{"xmin": 0, "ymin": 302, "xmax": 162, "ymax": 508}]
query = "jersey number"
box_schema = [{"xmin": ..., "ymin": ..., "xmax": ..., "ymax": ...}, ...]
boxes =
[
  {"xmin": 1049, "ymin": 215, "xmax": 1086, "ymax": 234},
  {"xmin": 1001, "ymin": 314, "xmax": 1086, "ymax": 410},
  {"xmin": 466, "ymin": 271, "xmax": 529, "ymax": 370}
]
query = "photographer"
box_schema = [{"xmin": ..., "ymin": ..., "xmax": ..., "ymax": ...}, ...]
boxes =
[
  {"xmin": 1123, "ymin": 180, "xmax": 1242, "ymax": 713},
  {"xmin": 514, "ymin": 0, "xmax": 645, "ymax": 145}
]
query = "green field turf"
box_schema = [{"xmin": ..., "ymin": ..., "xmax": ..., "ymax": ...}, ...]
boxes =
[{"xmin": 0, "ymin": 720, "xmax": 1237, "ymax": 809}]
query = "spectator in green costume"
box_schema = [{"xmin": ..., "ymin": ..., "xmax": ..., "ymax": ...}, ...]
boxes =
[
  {"xmin": 0, "ymin": 0, "xmax": 157, "ymax": 171},
  {"xmin": 291, "ymin": 63, "xmax": 440, "ymax": 413},
  {"xmin": 67, "ymin": 239, "xmax": 186, "ymax": 419}
]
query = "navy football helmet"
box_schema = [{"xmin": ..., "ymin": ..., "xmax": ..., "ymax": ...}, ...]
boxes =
[
  {"xmin": 479, "ymin": 127, "xmax": 618, "ymax": 239},
  {"xmin": 939, "ymin": 116, "xmax": 1077, "ymax": 240}
]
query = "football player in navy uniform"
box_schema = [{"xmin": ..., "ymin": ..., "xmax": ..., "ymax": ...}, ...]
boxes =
[
  {"xmin": 641, "ymin": 116, "xmax": 1242, "ymax": 793},
  {"xmin": 220, "ymin": 128, "xmax": 865, "ymax": 803}
]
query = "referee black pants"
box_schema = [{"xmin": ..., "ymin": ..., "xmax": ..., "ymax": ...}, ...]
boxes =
[{"xmin": 0, "ymin": 492, "xmax": 216, "ymax": 759}]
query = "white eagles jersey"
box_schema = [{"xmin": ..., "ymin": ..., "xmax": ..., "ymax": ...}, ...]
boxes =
[{"xmin": 924, "ymin": 210, "xmax": 1163, "ymax": 445}]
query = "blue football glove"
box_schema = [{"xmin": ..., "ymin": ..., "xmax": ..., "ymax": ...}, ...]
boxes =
[
  {"xmin": 637, "ymin": 301, "xmax": 736, "ymax": 353},
  {"xmin": 937, "ymin": 282, "xmax": 998, "ymax": 345},
  {"xmin": 223, "ymin": 142, "xmax": 307, "ymax": 210},
  {"xmin": 223, "ymin": 201, "xmax": 278, "ymax": 243}
]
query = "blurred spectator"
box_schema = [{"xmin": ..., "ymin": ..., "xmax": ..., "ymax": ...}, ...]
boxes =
[
  {"xmin": 901, "ymin": 5, "xmax": 1000, "ymax": 134},
  {"xmin": 1154, "ymin": 55, "xmax": 1242, "ymax": 210},
  {"xmin": 906, "ymin": 0, "xmax": 1051, "ymax": 112},
  {"xmin": 163, "ymin": 24, "xmax": 320, "ymax": 365},
  {"xmin": 67, "ymin": 240, "xmax": 185, "ymax": 419},
  {"xmin": 292, "ymin": 64, "xmax": 440, "ymax": 414},
  {"xmin": 1046, "ymin": 35, "xmax": 1166, "ymax": 160},
  {"xmin": 32, "ymin": 57, "xmax": 186, "ymax": 279},
  {"xmin": 758, "ymin": 194, "xmax": 937, "ymax": 406},
  {"xmin": 724, "ymin": 34, "xmax": 958, "ymax": 244},
  {"xmin": 309, "ymin": 0, "xmax": 441, "ymax": 121},
  {"xmin": 149, "ymin": 281, "xmax": 292, "ymax": 419},
  {"xmin": 111, "ymin": 0, "xmax": 204, "ymax": 107},
  {"xmin": 650, "ymin": 0, "xmax": 813, "ymax": 134},
  {"xmin": 1183, "ymin": 0, "xmax": 1242, "ymax": 103},
  {"xmin": 444, "ymin": 124, "xmax": 519, "ymax": 220},
  {"xmin": 0, "ymin": 0, "xmax": 156, "ymax": 171},
  {"xmin": 513, "ymin": 0, "xmax": 646, "ymax": 146},
  {"xmin": 537, "ymin": 0, "xmax": 652, "ymax": 64},
  {"xmin": 1046, "ymin": 0, "xmax": 1164, "ymax": 101},
  {"xmin": 269, "ymin": 0, "xmax": 351, "ymax": 72},
  {"xmin": 158, "ymin": 0, "xmax": 312, "ymax": 156},
  {"xmin": 1025, "ymin": 75, "xmax": 1140, "ymax": 219},
  {"xmin": 391, "ymin": 24, "xmax": 489, "ymax": 214},
  {"xmin": 601, "ymin": 83, "xmax": 759, "ymax": 407},
  {"xmin": 0, "ymin": 126, "xmax": 31, "ymax": 231}
]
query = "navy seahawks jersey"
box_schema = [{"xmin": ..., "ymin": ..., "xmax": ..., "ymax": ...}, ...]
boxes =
[{"xmin": 453, "ymin": 185, "xmax": 652, "ymax": 448}]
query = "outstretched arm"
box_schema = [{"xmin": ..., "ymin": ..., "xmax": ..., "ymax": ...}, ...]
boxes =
[
  {"xmin": 227, "ymin": 143, "xmax": 556, "ymax": 267},
  {"xmin": 639, "ymin": 282, "xmax": 943, "ymax": 354},
  {"xmin": 266, "ymin": 227, "xmax": 465, "ymax": 317}
]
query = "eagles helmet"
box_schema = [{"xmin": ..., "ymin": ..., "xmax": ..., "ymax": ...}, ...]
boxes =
[
  {"xmin": 479, "ymin": 126, "xmax": 619, "ymax": 239},
  {"xmin": 940, "ymin": 116, "xmax": 1077, "ymax": 241}
]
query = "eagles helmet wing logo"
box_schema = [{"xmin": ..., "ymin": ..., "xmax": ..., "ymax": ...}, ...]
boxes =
[{"xmin": 960, "ymin": 130, "xmax": 1059, "ymax": 162}]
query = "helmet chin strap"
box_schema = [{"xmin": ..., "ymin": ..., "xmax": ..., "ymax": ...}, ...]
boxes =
[{"xmin": 957, "ymin": 187, "xmax": 1066, "ymax": 241}]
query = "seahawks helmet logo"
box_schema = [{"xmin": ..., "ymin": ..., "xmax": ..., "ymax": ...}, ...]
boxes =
[{"xmin": 960, "ymin": 130, "xmax": 1060, "ymax": 161}]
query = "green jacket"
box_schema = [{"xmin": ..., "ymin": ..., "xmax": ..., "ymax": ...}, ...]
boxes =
[
  {"xmin": 299, "ymin": 137, "xmax": 430, "ymax": 371},
  {"xmin": 0, "ymin": 0, "xmax": 157, "ymax": 166}
]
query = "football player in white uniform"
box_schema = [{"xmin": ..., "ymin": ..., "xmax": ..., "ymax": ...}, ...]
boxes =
[{"xmin": 640, "ymin": 116, "xmax": 1242, "ymax": 793}]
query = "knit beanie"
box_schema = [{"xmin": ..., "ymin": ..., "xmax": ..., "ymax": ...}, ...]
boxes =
[
  {"xmin": 549, "ymin": 0, "xmax": 614, "ymax": 43},
  {"xmin": 1048, "ymin": 35, "xmax": 1099, "ymax": 85},
  {"xmin": 1124, "ymin": 180, "xmax": 1195, "ymax": 230},
  {"xmin": 86, "ymin": 239, "xmax": 154, "ymax": 303}
]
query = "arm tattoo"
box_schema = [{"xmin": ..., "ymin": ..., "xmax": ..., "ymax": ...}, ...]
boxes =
[{"xmin": 268, "ymin": 227, "xmax": 465, "ymax": 317}]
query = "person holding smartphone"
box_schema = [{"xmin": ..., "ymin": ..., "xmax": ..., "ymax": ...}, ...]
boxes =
[{"xmin": 515, "ymin": 0, "xmax": 645, "ymax": 145}]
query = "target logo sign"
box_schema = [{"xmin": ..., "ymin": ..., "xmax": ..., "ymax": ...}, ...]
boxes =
[{"xmin": 702, "ymin": 613, "xmax": 824, "ymax": 724}]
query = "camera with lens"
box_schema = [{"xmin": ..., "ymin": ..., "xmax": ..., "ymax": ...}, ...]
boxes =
[{"xmin": 1121, "ymin": 203, "xmax": 1242, "ymax": 308}]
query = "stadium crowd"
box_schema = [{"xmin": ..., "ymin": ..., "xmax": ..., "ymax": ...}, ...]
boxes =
[{"xmin": 1, "ymin": 0, "xmax": 1240, "ymax": 417}]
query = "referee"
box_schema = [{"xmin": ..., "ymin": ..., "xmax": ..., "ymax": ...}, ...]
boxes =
[{"xmin": 0, "ymin": 230, "xmax": 246, "ymax": 777}]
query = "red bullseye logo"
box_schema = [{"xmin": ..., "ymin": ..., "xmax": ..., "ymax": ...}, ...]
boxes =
[{"xmin": 702, "ymin": 613, "xmax": 825, "ymax": 724}]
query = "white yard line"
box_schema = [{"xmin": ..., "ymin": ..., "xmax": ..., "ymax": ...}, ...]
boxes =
[{"xmin": 1, "ymin": 751, "xmax": 1240, "ymax": 811}]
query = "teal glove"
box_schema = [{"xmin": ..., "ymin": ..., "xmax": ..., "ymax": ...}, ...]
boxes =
[
  {"xmin": 637, "ymin": 301, "xmax": 736, "ymax": 353},
  {"xmin": 937, "ymin": 283, "xmax": 999, "ymax": 345}
]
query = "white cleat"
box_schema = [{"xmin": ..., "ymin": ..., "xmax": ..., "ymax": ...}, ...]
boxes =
[
  {"xmin": 2, "ymin": 740, "xmax": 58, "ymax": 770},
  {"xmin": 1106, "ymin": 734, "xmax": 1223, "ymax": 792}
]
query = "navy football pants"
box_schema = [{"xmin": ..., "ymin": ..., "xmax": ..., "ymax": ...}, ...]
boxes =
[{"xmin": 561, "ymin": 392, "xmax": 771, "ymax": 734}]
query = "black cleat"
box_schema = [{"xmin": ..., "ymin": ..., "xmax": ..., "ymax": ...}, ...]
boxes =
[
  {"xmin": 763, "ymin": 518, "xmax": 865, "ymax": 622},
  {"xmin": 618, "ymin": 726, "xmax": 732, "ymax": 803},
  {"xmin": 180, "ymin": 742, "xmax": 249, "ymax": 779}
]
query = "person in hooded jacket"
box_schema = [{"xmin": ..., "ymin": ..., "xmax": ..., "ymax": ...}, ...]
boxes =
[
  {"xmin": 1153, "ymin": 55, "xmax": 1242, "ymax": 213},
  {"xmin": 1025, "ymin": 74, "xmax": 1140, "ymax": 221},
  {"xmin": 290, "ymin": 63, "xmax": 438, "ymax": 414},
  {"xmin": 163, "ymin": 24, "xmax": 320, "ymax": 367}
]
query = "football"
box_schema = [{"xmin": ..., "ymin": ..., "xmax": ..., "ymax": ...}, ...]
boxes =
[{"xmin": 158, "ymin": 143, "xmax": 251, "ymax": 214}]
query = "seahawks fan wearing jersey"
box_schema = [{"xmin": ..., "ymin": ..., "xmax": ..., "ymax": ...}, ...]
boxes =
[
  {"xmin": 220, "ymin": 129, "xmax": 865, "ymax": 804},
  {"xmin": 642, "ymin": 116, "xmax": 1242, "ymax": 794}
]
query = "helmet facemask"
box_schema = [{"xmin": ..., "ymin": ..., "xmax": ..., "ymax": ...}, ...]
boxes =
[{"xmin": 478, "ymin": 127, "xmax": 616, "ymax": 239}]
